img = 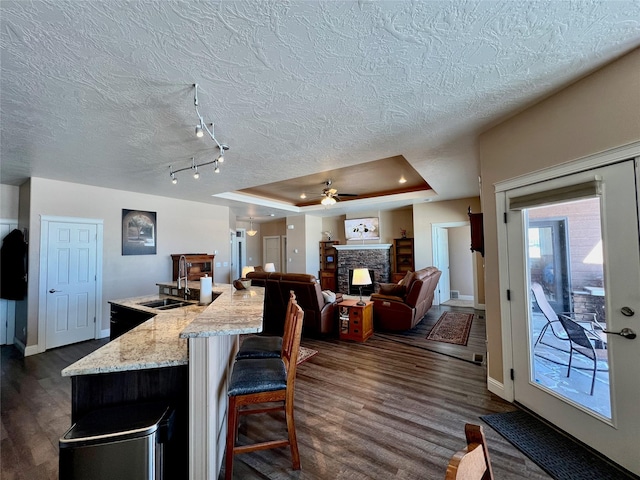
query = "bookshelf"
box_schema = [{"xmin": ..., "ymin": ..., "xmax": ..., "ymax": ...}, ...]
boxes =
[{"xmin": 319, "ymin": 241, "xmax": 339, "ymax": 291}]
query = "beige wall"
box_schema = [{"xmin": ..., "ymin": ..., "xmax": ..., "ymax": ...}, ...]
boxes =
[
  {"xmin": 24, "ymin": 177, "xmax": 230, "ymax": 348},
  {"xmin": 413, "ymin": 197, "xmax": 481, "ymax": 269},
  {"xmin": 449, "ymin": 226, "xmax": 474, "ymax": 297},
  {"xmin": 1, "ymin": 185, "xmax": 20, "ymax": 219},
  {"xmin": 479, "ymin": 47, "xmax": 640, "ymax": 383}
]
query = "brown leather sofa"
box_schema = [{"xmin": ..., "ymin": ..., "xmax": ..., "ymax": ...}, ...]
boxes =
[
  {"xmin": 246, "ymin": 271, "xmax": 341, "ymax": 336},
  {"xmin": 370, "ymin": 266, "xmax": 442, "ymax": 331}
]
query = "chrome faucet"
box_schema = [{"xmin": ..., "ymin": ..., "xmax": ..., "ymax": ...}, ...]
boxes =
[{"xmin": 177, "ymin": 255, "xmax": 190, "ymax": 299}]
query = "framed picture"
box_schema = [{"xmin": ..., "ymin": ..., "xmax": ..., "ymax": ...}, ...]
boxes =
[
  {"xmin": 122, "ymin": 209, "xmax": 157, "ymax": 255},
  {"xmin": 344, "ymin": 217, "xmax": 380, "ymax": 240}
]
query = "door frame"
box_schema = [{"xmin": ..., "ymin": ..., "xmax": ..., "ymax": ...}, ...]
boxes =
[
  {"xmin": 432, "ymin": 221, "xmax": 470, "ymax": 306},
  {"xmin": 493, "ymin": 140, "xmax": 640, "ymax": 402},
  {"xmin": 37, "ymin": 216, "xmax": 104, "ymax": 354}
]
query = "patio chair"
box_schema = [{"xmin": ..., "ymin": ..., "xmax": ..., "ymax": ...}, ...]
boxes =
[
  {"xmin": 556, "ymin": 315, "xmax": 608, "ymax": 395},
  {"xmin": 530, "ymin": 282, "xmax": 602, "ymax": 350}
]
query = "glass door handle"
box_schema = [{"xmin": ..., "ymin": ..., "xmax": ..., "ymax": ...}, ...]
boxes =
[{"xmin": 602, "ymin": 328, "xmax": 636, "ymax": 339}]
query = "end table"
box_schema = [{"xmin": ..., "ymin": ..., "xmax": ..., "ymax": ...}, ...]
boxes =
[{"xmin": 339, "ymin": 299, "xmax": 373, "ymax": 342}]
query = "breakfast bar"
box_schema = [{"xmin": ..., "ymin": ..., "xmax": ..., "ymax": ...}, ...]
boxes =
[{"xmin": 61, "ymin": 283, "xmax": 264, "ymax": 480}]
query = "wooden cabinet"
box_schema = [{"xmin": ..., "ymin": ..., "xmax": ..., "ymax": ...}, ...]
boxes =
[
  {"xmin": 339, "ymin": 300, "xmax": 373, "ymax": 342},
  {"xmin": 320, "ymin": 270, "xmax": 337, "ymax": 292},
  {"xmin": 393, "ymin": 238, "xmax": 414, "ymax": 275},
  {"xmin": 171, "ymin": 254, "xmax": 215, "ymax": 281},
  {"xmin": 109, "ymin": 304, "xmax": 153, "ymax": 341},
  {"xmin": 319, "ymin": 241, "xmax": 339, "ymax": 291}
]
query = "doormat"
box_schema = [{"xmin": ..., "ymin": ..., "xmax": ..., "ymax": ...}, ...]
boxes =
[
  {"xmin": 426, "ymin": 312, "xmax": 473, "ymax": 345},
  {"xmin": 480, "ymin": 409, "xmax": 638, "ymax": 480},
  {"xmin": 297, "ymin": 346, "xmax": 318, "ymax": 365}
]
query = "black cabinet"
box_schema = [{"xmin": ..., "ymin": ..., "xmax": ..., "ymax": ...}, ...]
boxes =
[{"xmin": 109, "ymin": 304, "xmax": 154, "ymax": 341}]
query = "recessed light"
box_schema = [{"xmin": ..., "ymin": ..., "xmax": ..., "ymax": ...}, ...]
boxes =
[
  {"xmin": 399, "ymin": 176, "xmax": 407, "ymax": 184},
  {"xmin": 269, "ymin": 213, "xmax": 275, "ymax": 217},
  {"xmin": 300, "ymin": 193, "xmax": 307, "ymax": 199}
]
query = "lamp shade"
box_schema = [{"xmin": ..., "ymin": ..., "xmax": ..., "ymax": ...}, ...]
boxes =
[
  {"xmin": 241, "ymin": 266, "xmax": 255, "ymax": 278},
  {"xmin": 264, "ymin": 262, "xmax": 276, "ymax": 272},
  {"xmin": 351, "ymin": 268, "xmax": 372, "ymax": 286}
]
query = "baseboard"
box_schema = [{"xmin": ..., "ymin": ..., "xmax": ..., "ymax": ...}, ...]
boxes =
[
  {"xmin": 99, "ymin": 328, "xmax": 110, "ymax": 339},
  {"xmin": 459, "ymin": 294, "xmax": 474, "ymax": 301},
  {"xmin": 474, "ymin": 302, "xmax": 486, "ymax": 311},
  {"xmin": 14, "ymin": 337, "xmax": 40, "ymax": 357},
  {"xmin": 488, "ymin": 376, "xmax": 511, "ymax": 401}
]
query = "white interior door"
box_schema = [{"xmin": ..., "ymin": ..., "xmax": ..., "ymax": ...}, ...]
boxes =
[
  {"xmin": 44, "ymin": 221, "xmax": 98, "ymax": 349},
  {"xmin": 433, "ymin": 226, "xmax": 450, "ymax": 304},
  {"xmin": 506, "ymin": 159, "xmax": 640, "ymax": 474},
  {"xmin": 263, "ymin": 236, "xmax": 281, "ymax": 272}
]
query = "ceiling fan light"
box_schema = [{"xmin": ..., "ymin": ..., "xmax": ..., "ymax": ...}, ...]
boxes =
[{"xmin": 321, "ymin": 195, "xmax": 336, "ymax": 206}]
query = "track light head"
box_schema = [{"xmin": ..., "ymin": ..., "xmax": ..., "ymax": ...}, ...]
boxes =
[
  {"xmin": 195, "ymin": 124, "xmax": 204, "ymax": 138},
  {"xmin": 193, "ymin": 168, "xmax": 199, "ymax": 179},
  {"xmin": 214, "ymin": 161, "xmax": 220, "ymax": 173},
  {"xmin": 171, "ymin": 173, "xmax": 177, "ymax": 184}
]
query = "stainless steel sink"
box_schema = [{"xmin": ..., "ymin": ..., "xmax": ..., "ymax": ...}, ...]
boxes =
[{"xmin": 137, "ymin": 298, "xmax": 196, "ymax": 310}]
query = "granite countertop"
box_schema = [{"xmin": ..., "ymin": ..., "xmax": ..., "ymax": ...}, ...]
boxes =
[{"xmin": 61, "ymin": 284, "xmax": 264, "ymax": 377}]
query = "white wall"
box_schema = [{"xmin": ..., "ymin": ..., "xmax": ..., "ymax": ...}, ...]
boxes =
[
  {"xmin": 1, "ymin": 185, "xmax": 20, "ymax": 219},
  {"xmin": 25, "ymin": 177, "xmax": 230, "ymax": 348}
]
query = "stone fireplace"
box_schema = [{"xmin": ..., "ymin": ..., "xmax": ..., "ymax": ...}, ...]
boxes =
[{"xmin": 334, "ymin": 244, "xmax": 392, "ymax": 294}]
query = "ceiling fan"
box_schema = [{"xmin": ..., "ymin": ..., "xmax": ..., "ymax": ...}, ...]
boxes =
[{"xmin": 320, "ymin": 180, "xmax": 358, "ymax": 205}]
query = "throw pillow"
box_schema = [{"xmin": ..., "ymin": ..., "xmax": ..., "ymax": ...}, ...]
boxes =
[
  {"xmin": 378, "ymin": 283, "xmax": 406, "ymax": 297},
  {"xmin": 321, "ymin": 290, "xmax": 336, "ymax": 304},
  {"xmin": 401, "ymin": 270, "xmax": 415, "ymax": 289}
]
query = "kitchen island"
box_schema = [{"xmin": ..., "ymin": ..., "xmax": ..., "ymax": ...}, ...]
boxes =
[{"xmin": 62, "ymin": 283, "xmax": 264, "ymax": 480}]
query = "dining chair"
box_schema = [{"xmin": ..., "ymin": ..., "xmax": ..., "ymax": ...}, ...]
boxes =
[
  {"xmin": 224, "ymin": 292, "xmax": 304, "ymax": 479},
  {"xmin": 445, "ymin": 424, "xmax": 494, "ymax": 480}
]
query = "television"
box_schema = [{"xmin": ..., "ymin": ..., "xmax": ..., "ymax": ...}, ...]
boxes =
[{"xmin": 344, "ymin": 217, "xmax": 380, "ymax": 240}]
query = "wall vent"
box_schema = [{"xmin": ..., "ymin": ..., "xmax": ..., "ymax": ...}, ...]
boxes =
[{"xmin": 450, "ymin": 290, "xmax": 460, "ymax": 299}]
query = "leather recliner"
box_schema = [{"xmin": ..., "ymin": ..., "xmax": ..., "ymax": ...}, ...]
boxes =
[
  {"xmin": 247, "ymin": 271, "xmax": 340, "ymax": 336},
  {"xmin": 370, "ymin": 266, "xmax": 442, "ymax": 331}
]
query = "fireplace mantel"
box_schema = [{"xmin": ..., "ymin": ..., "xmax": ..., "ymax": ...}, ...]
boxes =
[{"xmin": 334, "ymin": 244, "xmax": 392, "ymax": 251}]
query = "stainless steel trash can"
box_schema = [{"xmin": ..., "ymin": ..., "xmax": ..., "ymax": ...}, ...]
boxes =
[{"xmin": 59, "ymin": 402, "xmax": 174, "ymax": 480}]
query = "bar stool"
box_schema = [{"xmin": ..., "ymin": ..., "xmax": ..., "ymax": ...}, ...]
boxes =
[
  {"xmin": 224, "ymin": 293, "xmax": 304, "ymax": 479},
  {"xmin": 234, "ymin": 292, "xmax": 297, "ymax": 360}
]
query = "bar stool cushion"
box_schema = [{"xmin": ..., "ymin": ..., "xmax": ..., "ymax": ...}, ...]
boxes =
[
  {"xmin": 236, "ymin": 336, "xmax": 282, "ymax": 359},
  {"xmin": 228, "ymin": 358, "xmax": 287, "ymax": 396}
]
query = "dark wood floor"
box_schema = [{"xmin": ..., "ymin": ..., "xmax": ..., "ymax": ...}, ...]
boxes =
[{"xmin": 1, "ymin": 306, "xmax": 551, "ymax": 480}]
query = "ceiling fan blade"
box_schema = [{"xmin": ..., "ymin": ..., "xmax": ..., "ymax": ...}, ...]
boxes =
[{"xmin": 336, "ymin": 193, "xmax": 358, "ymax": 197}]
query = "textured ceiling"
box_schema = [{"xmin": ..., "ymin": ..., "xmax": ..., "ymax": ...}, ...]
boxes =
[{"xmin": 1, "ymin": 1, "xmax": 639, "ymax": 220}]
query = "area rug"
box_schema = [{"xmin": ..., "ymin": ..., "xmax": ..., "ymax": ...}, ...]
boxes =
[
  {"xmin": 297, "ymin": 346, "xmax": 318, "ymax": 365},
  {"xmin": 426, "ymin": 312, "xmax": 473, "ymax": 345},
  {"xmin": 480, "ymin": 409, "xmax": 637, "ymax": 480}
]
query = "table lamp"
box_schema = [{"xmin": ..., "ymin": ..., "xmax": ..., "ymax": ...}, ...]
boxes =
[
  {"xmin": 241, "ymin": 266, "xmax": 254, "ymax": 279},
  {"xmin": 264, "ymin": 262, "xmax": 276, "ymax": 273},
  {"xmin": 351, "ymin": 268, "xmax": 372, "ymax": 306}
]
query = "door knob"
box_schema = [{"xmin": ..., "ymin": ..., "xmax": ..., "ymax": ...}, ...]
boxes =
[
  {"xmin": 602, "ymin": 327, "xmax": 636, "ymax": 339},
  {"xmin": 49, "ymin": 289, "xmax": 60, "ymax": 293}
]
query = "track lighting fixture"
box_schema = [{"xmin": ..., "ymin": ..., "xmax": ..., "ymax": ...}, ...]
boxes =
[
  {"xmin": 170, "ymin": 154, "xmax": 224, "ymax": 183},
  {"xmin": 193, "ymin": 83, "xmax": 229, "ymax": 155},
  {"xmin": 168, "ymin": 84, "xmax": 230, "ymax": 183}
]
